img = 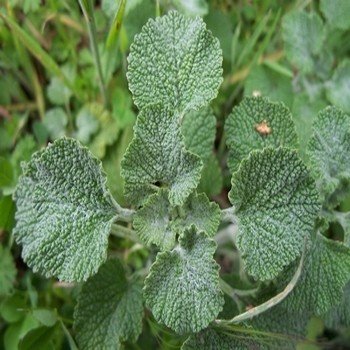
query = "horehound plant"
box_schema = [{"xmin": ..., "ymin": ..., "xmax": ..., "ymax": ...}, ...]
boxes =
[{"xmin": 13, "ymin": 10, "xmax": 350, "ymax": 349}]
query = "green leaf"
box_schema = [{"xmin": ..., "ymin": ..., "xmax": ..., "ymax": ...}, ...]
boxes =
[
  {"xmin": 47, "ymin": 76, "xmax": 72, "ymax": 106},
  {"xmin": 42, "ymin": 108, "xmax": 68, "ymax": 140},
  {"xmin": 282, "ymin": 11, "xmax": 325, "ymax": 73},
  {"xmin": 0, "ymin": 245, "xmax": 16, "ymax": 297},
  {"xmin": 307, "ymin": 106, "xmax": 350, "ymax": 207},
  {"xmin": 74, "ymin": 259, "xmax": 143, "ymax": 350},
  {"xmin": 31, "ymin": 309, "xmax": 57, "ymax": 328},
  {"xmin": 249, "ymin": 303, "xmax": 308, "ymax": 348},
  {"xmin": 244, "ymin": 65, "xmax": 293, "ymax": 108},
  {"xmin": 325, "ymin": 281, "xmax": 350, "ymax": 329},
  {"xmin": 172, "ymin": 0, "xmax": 209, "ymax": 17},
  {"xmin": 225, "ymin": 96, "xmax": 298, "ymax": 173},
  {"xmin": 182, "ymin": 328, "xmax": 253, "ymax": 349},
  {"xmin": 0, "ymin": 157, "xmax": 14, "ymax": 189},
  {"xmin": 144, "ymin": 227, "xmax": 223, "ymax": 334},
  {"xmin": 133, "ymin": 190, "xmax": 220, "ymax": 250},
  {"xmin": 281, "ymin": 233, "xmax": 350, "ymax": 315},
  {"xmin": 85, "ymin": 103, "xmax": 120, "ymax": 159},
  {"xmin": 0, "ymin": 195, "xmax": 15, "ymax": 231},
  {"xmin": 4, "ymin": 314, "xmax": 41, "ymax": 350},
  {"xmin": 182, "ymin": 107, "xmax": 216, "ymax": 162},
  {"xmin": 326, "ymin": 60, "xmax": 350, "ymax": 114},
  {"xmin": 320, "ymin": 0, "xmax": 350, "ymax": 30},
  {"xmin": 198, "ymin": 153, "xmax": 223, "ymax": 197},
  {"xmin": 291, "ymin": 93, "xmax": 327, "ymax": 161},
  {"xmin": 75, "ymin": 106, "xmax": 100, "ymax": 144},
  {"xmin": 127, "ymin": 11, "xmax": 222, "ymax": 113},
  {"xmin": 229, "ymin": 147, "xmax": 320, "ymax": 280},
  {"xmin": 182, "ymin": 325, "xmax": 295, "ymax": 350},
  {"xmin": 13, "ymin": 138, "xmax": 117, "ymax": 282},
  {"xmin": 121, "ymin": 104, "xmax": 202, "ymax": 207}
]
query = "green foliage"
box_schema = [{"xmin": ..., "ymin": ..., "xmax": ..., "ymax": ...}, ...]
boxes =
[
  {"xmin": 13, "ymin": 138, "xmax": 117, "ymax": 282},
  {"xmin": 74, "ymin": 259, "xmax": 143, "ymax": 349},
  {"xmin": 127, "ymin": 11, "xmax": 222, "ymax": 113},
  {"xmin": 281, "ymin": 233, "xmax": 350, "ymax": 315},
  {"xmin": 121, "ymin": 104, "xmax": 202, "ymax": 207},
  {"xmin": 282, "ymin": 11, "xmax": 325, "ymax": 73},
  {"xmin": 229, "ymin": 147, "xmax": 320, "ymax": 280},
  {"xmin": 307, "ymin": 106, "xmax": 350, "ymax": 207},
  {"xmin": 2, "ymin": 2, "xmax": 350, "ymax": 349},
  {"xmin": 225, "ymin": 96, "xmax": 298, "ymax": 172},
  {"xmin": 144, "ymin": 227, "xmax": 224, "ymax": 334},
  {"xmin": 0, "ymin": 246, "xmax": 16, "ymax": 297},
  {"xmin": 320, "ymin": 0, "xmax": 350, "ymax": 30},
  {"xmin": 134, "ymin": 190, "xmax": 220, "ymax": 250}
]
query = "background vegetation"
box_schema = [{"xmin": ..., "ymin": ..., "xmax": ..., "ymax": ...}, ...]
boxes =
[{"xmin": 0, "ymin": 0, "xmax": 349, "ymax": 348}]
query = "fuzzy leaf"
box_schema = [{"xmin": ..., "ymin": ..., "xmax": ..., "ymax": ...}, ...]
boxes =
[
  {"xmin": 229, "ymin": 147, "xmax": 320, "ymax": 280},
  {"xmin": 182, "ymin": 328, "xmax": 254, "ymax": 349},
  {"xmin": 134, "ymin": 190, "xmax": 220, "ymax": 250},
  {"xmin": 326, "ymin": 60, "xmax": 350, "ymax": 114},
  {"xmin": 182, "ymin": 107, "xmax": 216, "ymax": 162},
  {"xmin": 325, "ymin": 281, "xmax": 350, "ymax": 329},
  {"xmin": 281, "ymin": 233, "xmax": 350, "ymax": 315},
  {"xmin": 320, "ymin": 0, "xmax": 350, "ymax": 30},
  {"xmin": 13, "ymin": 138, "xmax": 117, "ymax": 282},
  {"xmin": 0, "ymin": 245, "xmax": 16, "ymax": 297},
  {"xmin": 144, "ymin": 227, "xmax": 223, "ymax": 334},
  {"xmin": 74, "ymin": 259, "xmax": 143, "ymax": 350},
  {"xmin": 307, "ymin": 106, "xmax": 350, "ymax": 207},
  {"xmin": 282, "ymin": 11, "xmax": 325, "ymax": 73},
  {"xmin": 127, "ymin": 11, "xmax": 222, "ymax": 113},
  {"xmin": 225, "ymin": 97, "xmax": 298, "ymax": 172},
  {"xmin": 182, "ymin": 325, "xmax": 298, "ymax": 350},
  {"xmin": 121, "ymin": 104, "xmax": 202, "ymax": 207}
]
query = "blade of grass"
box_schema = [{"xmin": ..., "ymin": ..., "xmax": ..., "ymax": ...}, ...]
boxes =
[
  {"xmin": 106, "ymin": 0, "xmax": 126, "ymax": 49},
  {"xmin": 78, "ymin": 0, "xmax": 107, "ymax": 107},
  {"xmin": 3, "ymin": 5, "xmax": 45, "ymax": 119},
  {"xmin": 0, "ymin": 12, "xmax": 79, "ymax": 100},
  {"xmin": 235, "ymin": 11, "xmax": 271, "ymax": 69}
]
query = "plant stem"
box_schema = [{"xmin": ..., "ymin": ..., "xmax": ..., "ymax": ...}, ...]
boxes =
[
  {"xmin": 217, "ymin": 243, "xmax": 306, "ymax": 325},
  {"xmin": 78, "ymin": 0, "xmax": 107, "ymax": 107},
  {"xmin": 111, "ymin": 224, "xmax": 140, "ymax": 243},
  {"xmin": 221, "ymin": 207, "xmax": 236, "ymax": 223}
]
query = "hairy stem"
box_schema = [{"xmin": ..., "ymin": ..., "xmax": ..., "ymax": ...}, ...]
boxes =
[
  {"xmin": 216, "ymin": 243, "xmax": 306, "ymax": 325},
  {"xmin": 221, "ymin": 207, "xmax": 237, "ymax": 223},
  {"xmin": 111, "ymin": 224, "xmax": 140, "ymax": 243}
]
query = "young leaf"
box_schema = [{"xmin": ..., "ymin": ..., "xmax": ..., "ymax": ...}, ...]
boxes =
[
  {"xmin": 143, "ymin": 226, "xmax": 224, "ymax": 334},
  {"xmin": 320, "ymin": 0, "xmax": 350, "ymax": 30},
  {"xmin": 229, "ymin": 147, "xmax": 320, "ymax": 280},
  {"xmin": 307, "ymin": 106, "xmax": 350, "ymax": 207},
  {"xmin": 127, "ymin": 11, "xmax": 222, "ymax": 113},
  {"xmin": 121, "ymin": 104, "xmax": 202, "ymax": 207},
  {"xmin": 281, "ymin": 233, "xmax": 350, "ymax": 315},
  {"xmin": 133, "ymin": 190, "xmax": 220, "ymax": 250},
  {"xmin": 225, "ymin": 97, "xmax": 298, "ymax": 172},
  {"xmin": 74, "ymin": 259, "xmax": 143, "ymax": 350},
  {"xmin": 0, "ymin": 245, "xmax": 16, "ymax": 297},
  {"xmin": 326, "ymin": 60, "xmax": 350, "ymax": 114},
  {"xmin": 13, "ymin": 138, "xmax": 117, "ymax": 282},
  {"xmin": 282, "ymin": 11, "xmax": 325, "ymax": 73},
  {"xmin": 181, "ymin": 107, "xmax": 216, "ymax": 162}
]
